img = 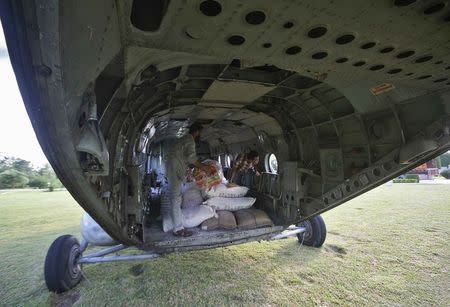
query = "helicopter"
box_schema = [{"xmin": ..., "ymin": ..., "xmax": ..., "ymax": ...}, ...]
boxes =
[{"xmin": 1, "ymin": 0, "xmax": 449, "ymax": 292}]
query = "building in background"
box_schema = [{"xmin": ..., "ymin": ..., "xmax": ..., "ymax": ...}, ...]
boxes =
[{"xmin": 408, "ymin": 159, "xmax": 440, "ymax": 180}]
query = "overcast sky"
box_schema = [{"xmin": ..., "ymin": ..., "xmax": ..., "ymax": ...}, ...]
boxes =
[{"xmin": 0, "ymin": 23, "xmax": 48, "ymax": 166}]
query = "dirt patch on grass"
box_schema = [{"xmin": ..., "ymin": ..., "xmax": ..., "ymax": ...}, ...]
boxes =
[
  {"xmin": 326, "ymin": 244, "xmax": 347, "ymax": 256},
  {"xmin": 130, "ymin": 264, "xmax": 145, "ymax": 276},
  {"xmin": 297, "ymin": 272, "xmax": 316, "ymax": 284},
  {"xmin": 327, "ymin": 231, "xmax": 370, "ymax": 243},
  {"xmin": 49, "ymin": 289, "xmax": 80, "ymax": 307}
]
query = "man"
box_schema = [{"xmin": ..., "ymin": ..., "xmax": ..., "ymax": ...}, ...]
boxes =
[
  {"xmin": 229, "ymin": 150, "xmax": 260, "ymax": 187},
  {"xmin": 165, "ymin": 122, "xmax": 211, "ymax": 237}
]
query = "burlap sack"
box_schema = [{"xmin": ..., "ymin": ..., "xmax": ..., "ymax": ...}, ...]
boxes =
[
  {"xmin": 201, "ymin": 210, "xmax": 237, "ymax": 230},
  {"xmin": 234, "ymin": 209, "xmax": 274, "ymax": 230}
]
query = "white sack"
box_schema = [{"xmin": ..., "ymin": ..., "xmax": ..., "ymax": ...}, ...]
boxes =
[
  {"xmin": 162, "ymin": 205, "xmax": 216, "ymax": 232},
  {"xmin": 182, "ymin": 205, "xmax": 217, "ymax": 228},
  {"xmin": 204, "ymin": 197, "xmax": 256, "ymax": 212},
  {"xmin": 206, "ymin": 183, "xmax": 249, "ymax": 198},
  {"xmin": 182, "ymin": 188, "xmax": 204, "ymax": 208},
  {"xmin": 161, "ymin": 188, "xmax": 215, "ymax": 232},
  {"xmin": 80, "ymin": 213, "xmax": 116, "ymax": 246},
  {"xmin": 181, "ymin": 181, "xmax": 198, "ymax": 193}
]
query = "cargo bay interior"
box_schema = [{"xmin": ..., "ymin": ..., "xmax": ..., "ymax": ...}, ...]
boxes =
[
  {"xmin": 137, "ymin": 63, "xmax": 319, "ymax": 246},
  {"xmin": 125, "ymin": 61, "xmax": 394, "ymax": 247}
]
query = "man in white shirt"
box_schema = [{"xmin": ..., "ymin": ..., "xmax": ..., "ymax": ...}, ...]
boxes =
[{"xmin": 165, "ymin": 122, "xmax": 211, "ymax": 237}]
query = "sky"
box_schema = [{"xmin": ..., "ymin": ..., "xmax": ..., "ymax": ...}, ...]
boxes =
[{"xmin": 0, "ymin": 23, "xmax": 48, "ymax": 167}]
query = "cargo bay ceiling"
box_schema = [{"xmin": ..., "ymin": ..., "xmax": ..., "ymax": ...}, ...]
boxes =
[
  {"xmin": 59, "ymin": 0, "xmax": 450, "ymax": 148},
  {"xmin": 63, "ymin": 0, "xmax": 450, "ymax": 114}
]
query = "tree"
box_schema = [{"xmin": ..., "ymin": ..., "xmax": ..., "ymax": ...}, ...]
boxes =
[
  {"xmin": 28, "ymin": 177, "xmax": 49, "ymax": 189},
  {"xmin": 0, "ymin": 156, "xmax": 66, "ymax": 190},
  {"xmin": 440, "ymin": 170, "xmax": 450, "ymax": 179},
  {"xmin": 37, "ymin": 164, "xmax": 63, "ymax": 191},
  {"xmin": 38, "ymin": 164, "xmax": 53, "ymax": 177},
  {"xmin": 0, "ymin": 170, "xmax": 29, "ymax": 189},
  {"xmin": 440, "ymin": 153, "xmax": 450, "ymax": 168},
  {"xmin": 11, "ymin": 158, "xmax": 33, "ymax": 174},
  {"xmin": 0, "ymin": 156, "xmax": 13, "ymax": 173},
  {"xmin": 0, "ymin": 156, "xmax": 34, "ymax": 173}
]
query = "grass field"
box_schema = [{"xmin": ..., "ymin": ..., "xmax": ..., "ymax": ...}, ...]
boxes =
[{"xmin": 0, "ymin": 185, "xmax": 449, "ymax": 306}]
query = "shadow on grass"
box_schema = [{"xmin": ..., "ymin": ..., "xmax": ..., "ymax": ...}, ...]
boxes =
[
  {"xmin": 49, "ymin": 289, "xmax": 80, "ymax": 307},
  {"xmin": 66, "ymin": 239, "xmax": 325, "ymax": 305}
]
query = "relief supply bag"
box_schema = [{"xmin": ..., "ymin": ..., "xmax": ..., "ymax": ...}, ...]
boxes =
[
  {"xmin": 182, "ymin": 187, "xmax": 204, "ymax": 208},
  {"xmin": 204, "ymin": 196, "xmax": 256, "ymax": 212},
  {"xmin": 162, "ymin": 205, "xmax": 216, "ymax": 232},
  {"xmin": 161, "ymin": 188, "xmax": 216, "ymax": 232},
  {"xmin": 192, "ymin": 160, "xmax": 222, "ymax": 191},
  {"xmin": 205, "ymin": 183, "xmax": 249, "ymax": 198},
  {"xmin": 201, "ymin": 210, "xmax": 237, "ymax": 230}
]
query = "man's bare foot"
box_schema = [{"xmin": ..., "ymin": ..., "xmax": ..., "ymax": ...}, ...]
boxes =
[{"xmin": 173, "ymin": 229, "xmax": 193, "ymax": 237}]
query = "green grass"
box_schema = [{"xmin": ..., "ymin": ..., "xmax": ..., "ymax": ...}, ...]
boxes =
[{"xmin": 0, "ymin": 185, "xmax": 449, "ymax": 306}]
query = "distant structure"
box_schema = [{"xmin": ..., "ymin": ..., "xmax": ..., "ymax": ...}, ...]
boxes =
[{"xmin": 408, "ymin": 159, "xmax": 439, "ymax": 180}]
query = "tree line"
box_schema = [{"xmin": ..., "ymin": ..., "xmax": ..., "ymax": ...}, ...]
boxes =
[
  {"xmin": 440, "ymin": 152, "xmax": 450, "ymax": 169},
  {"xmin": 0, "ymin": 156, "xmax": 63, "ymax": 190}
]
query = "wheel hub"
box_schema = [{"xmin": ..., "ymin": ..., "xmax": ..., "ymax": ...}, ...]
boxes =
[
  {"xmin": 298, "ymin": 220, "xmax": 313, "ymax": 241},
  {"xmin": 68, "ymin": 245, "xmax": 81, "ymax": 279}
]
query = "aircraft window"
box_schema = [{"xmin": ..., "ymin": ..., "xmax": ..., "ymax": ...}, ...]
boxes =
[{"xmin": 266, "ymin": 153, "xmax": 278, "ymax": 174}]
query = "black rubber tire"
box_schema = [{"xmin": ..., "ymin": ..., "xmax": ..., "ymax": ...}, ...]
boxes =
[
  {"xmin": 44, "ymin": 235, "xmax": 82, "ymax": 293},
  {"xmin": 297, "ymin": 215, "xmax": 327, "ymax": 247}
]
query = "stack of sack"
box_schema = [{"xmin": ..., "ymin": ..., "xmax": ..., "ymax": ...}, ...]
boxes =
[
  {"xmin": 160, "ymin": 160, "xmax": 273, "ymax": 233},
  {"xmin": 192, "ymin": 159, "xmax": 257, "ymax": 211},
  {"xmin": 200, "ymin": 182, "xmax": 274, "ymax": 230},
  {"xmin": 203, "ymin": 183, "xmax": 255, "ymax": 211},
  {"xmin": 160, "ymin": 184, "xmax": 216, "ymax": 233}
]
